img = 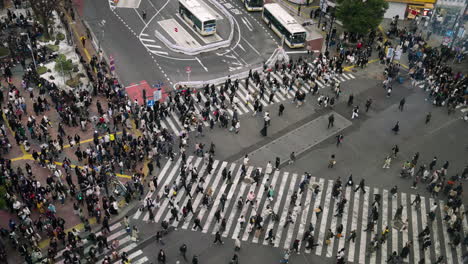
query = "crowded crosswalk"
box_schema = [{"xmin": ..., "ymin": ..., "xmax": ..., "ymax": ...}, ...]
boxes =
[
  {"xmin": 156, "ymin": 71, "xmax": 356, "ymax": 135},
  {"xmin": 132, "ymin": 156, "xmax": 467, "ymax": 264},
  {"xmin": 53, "ymin": 222, "xmax": 149, "ymax": 264}
]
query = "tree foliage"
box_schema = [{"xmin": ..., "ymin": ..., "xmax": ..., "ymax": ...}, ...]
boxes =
[
  {"xmin": 335, "ymin": 0, "xmax": 389, "ymax": 35},
  {"xmin": 29, "ymin": 0, "xmax": 62, "ymax": 39},
  {"xmin": 55, "ymin": 54, "xmax": 74, "ymax": 77}
]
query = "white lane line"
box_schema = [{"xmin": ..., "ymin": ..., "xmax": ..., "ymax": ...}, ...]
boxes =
[
  {"xmin": 274, "ymin": 173, "xmax": 298, "ymax": 248},
  {"xmin": 223, "ymin": 166, "xmax": 254, "ymax": 237},
  {"xmin": 292, "ymin": 176, "xmax": 313, "ymax": 249},
  {"xmin": 164, "ymin": 115, "xmax": 180, "ymax": 135},
  {"xmin": 128, "ymin": 249, "xmax": 143, "ymax": 260},
  {"xmin": 410, "ymin": 194, "xmax": 421, "ymax": 264},
  {"xmin": 203, "ymin": 163, "xmax": 237, "ymax": 233},
  {"xmin": 119, "ymin": 243, "xmax": 137, "ymax": 254},
  {"xmin": 144, "ymin": 44, "xmax": 162, "ymax": 48},
  {"xmin": 133, "ymin": 8, "xmax": 147, "ymax": 25},
  {"xmin": 240, "ymin": 168, "xmax": 266, "ymax": 241},
  {"xmin": 151, "ymin": 50, "xmax": 169, "ymax": 55},
  {"xmin": 196, "ymin": 57, "xmax": 208, "ymax": 72},
  {"xmin": 401, "ymin": 193, "xmax": 409, "ymax": 247},
  {"xmin": 252, "ymin": 170, "xmax": 281, "ymax": 243},
  {"xmin": 151, "ymin": 157, "xmax": 183, "ymax": 222},
  {"xmin": 326, "ymin": 188, "xmax": 339, "ymax": 258},
  {"xmin": 347, "ymin": 186, "xmax": 360, "ymax": 262},
  {"xmin": 133, "ymin": 256, "xmax": 148, "ymax": 264},
  {"xmin": 315, "ymin": 180, "xmax": 333, "ymax": 256},
  {"xmin": 392, "ymin": 191, "xmax": 398, "ymax": 253},
  {"xmin": 358, "ymin": 187, "xmax": 370, "ymax": 264},
  {"xmin": 304, "ymin": 178, "xmax": 325, "ymax": 253},
  {"xmin": 140, "ymin": 38, "xmax": 156, "ymax": 43}
]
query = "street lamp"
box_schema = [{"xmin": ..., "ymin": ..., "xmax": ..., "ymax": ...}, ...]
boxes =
[
  {"xmin": 20, "ymin": 32, "xmax": 37, "ymax": 70},
  {"xmin": 98, "ymin": 19, "xmax": 106, "ymax": 52}
]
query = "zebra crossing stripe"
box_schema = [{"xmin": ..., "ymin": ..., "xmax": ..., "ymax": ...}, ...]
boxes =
[
  {"xmin": 170, "ymin": 157, "xmax": 204, "ymax": 227},
  {"xmin": 381, "ymin": 189, "xmax": 389, "ymax": 262},
  {"xmin": 203, "ymin": 163, "xmax": 237, "ymax": 233},
  {"xmin": 357, "ymin": 187, "xmax": 370, "ymax": 264},
  {"xmin": 297, "ymin": 177, "xmax": 315, "ymax": 251},
  {"xmin": 164, "ymin": 115, "xmax": 180, "ymax": 136},
  {"xmin": 182, "ymin": 160, "xmax": 220, "ymax": 229},
  {"xmin": 369, "ymin": 188, "xmax": 379, "ymax": 263},
  {"xmin": 253, "ymin": 170, "xmax": 281, "ymax": 243},
  {"xmin": 262, "ymin": 172, "xmax": 289, "ymax": 245},
  {"xmin": 283, "ymin": 173, "xmax": 302, "ymax": 249},
  {"xmin": 430, "ymin": 197, "xmax": 442, "ymax": 262},
  {"xmin": 274, "ymin": 172, "xmax": 297, "ymax": 248},
  {"xmin": 439, "ymin": 200, "xmax": 454, "ymax": 263},
  {"xmin": 326, "ymin": 186, "xmax": 340, "ymax": 257},
  {"xmin": 410, "ymin": 194, "xmax": 421, "ymax": 263},
  {"xmin": 231, "ymin": 168, "xmax": 260, "ymax": 239},
  {"xmin": 119, "ymin": 243, "xmax": 137, "ymax": 254},
  {"xmin": 152, "ymin": 157, "xmax": 185, "ymax": 222},
  {"xmin": 337, "ymin": 187, "xmax": 351, "ymax": 253},
  {"xmin": 347, "ymin": 185, "xmax": 360, "ymax": 262},
  {"xmin": 420, "ymin": 196, "xmax": 431, "ymax": 261},
  {"xmin": 238, "ymin": 168, "xmax": 265, "ymax": 240},
  {"xmin": 133, "ymin": 256, "xmax": 148, "ymax": 264},
  {"xmin": 315, "ymin": 180, "xmax": 333, "ymax": 255},
  {"xmin": 140, "ymin": 38, "xmax": 156, "ymax": 43},
  {"xmin": 223, "ymin": 166, "xmax": 253, "ymax": 237}
]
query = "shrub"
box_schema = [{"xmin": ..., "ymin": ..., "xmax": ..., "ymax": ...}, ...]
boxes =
[
  {"xmin": 55, "ymin": 54, "xmax": 74, "ymax": 76},
  {"xmin": 56, "ymin": 33, "xmax": 65, "ymax": 41},
  {"xmin": 46, "ymin": 44, "xmax": 59, "ymax": 52},
  {"xmin": 0, "ymin": 47, "xmax": 10, "ymax": 57},
  {"xmin": 37, "ymin": 66, "xmax": 48, "ymax": 75},
  {"xmin": 66, "ymin": 77, "xmax": 81, "ymax": 88}
]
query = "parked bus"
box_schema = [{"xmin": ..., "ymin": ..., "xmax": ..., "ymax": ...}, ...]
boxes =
[
  {"xmin": 241, "ymin": 0, "xmax": 263, "ymax": 11},
  {"xmin": 262, "ymin": 3, "xmax": 307, "ymax": 48},
  {"xmin": 179, "ymin": 0, "xmax": 216, "ymax": 36}
]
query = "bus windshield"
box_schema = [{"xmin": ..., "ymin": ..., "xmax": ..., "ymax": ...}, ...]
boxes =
[
  {"xmin": 290, "ymin": 32, "xmax": 306, "ymax": 44},
  {"xmin": 247, "ymin": 0, "xmax": 263, "ymax": 7},
  {"xmin": 203, "ymin": 20, "xmax": 216, "ymax": 32}
]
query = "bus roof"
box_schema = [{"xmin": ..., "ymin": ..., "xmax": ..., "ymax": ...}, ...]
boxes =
[
  {"xmin": 264, "ymin": 3, "xmax": 306, "ymax": 34},
  {"xmin": 179, "ymin": 0, "xmax": 217, "ymax": 22}
]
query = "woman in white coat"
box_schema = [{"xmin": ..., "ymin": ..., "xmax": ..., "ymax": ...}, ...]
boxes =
[{"xmin": 265, "ymin": 161, "xmax": 273, "ymax": 177}]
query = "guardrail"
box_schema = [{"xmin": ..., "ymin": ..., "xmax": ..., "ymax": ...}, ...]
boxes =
[
  {"xmin": 172, "ymin": 48, "xmax": 289, "ymax": 89},
  {"xmin": 155, "ymin": 0, "xmax": 235, "ymax": 55}
]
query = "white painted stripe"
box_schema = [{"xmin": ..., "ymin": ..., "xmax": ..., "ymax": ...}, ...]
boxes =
[
  {"xmin": 170, "ymin": 157, "xmax": 204, "ymax": 227},
  {"xmin": 169, "ymin": 111, "xmax": 184, "ymax": 130},
  {"xmin": 283, "ymin": 174, "xmax": 303, "ymax": 249},
  {"xmin": 133, "ymin": 256, "xmax": 149, "ymax": 264},
  {"xmin": 119, "ymin": 243, "xmax": 137, "ymax": 254},
  {"xmin": 315, "ymin": 180, "xmax": 334, "ymax": 255},
  {"xmin": 341, "ymin": 74, "xmax": 351, "ymax": 80},
  {"xmin": 231, "ymin": 168, "xmax": 263, "ymax": 240},
  {"xmin": 430, "ymin": 198, "xmax": 442, "ymax": 263},
  {"xmin": 410, "ymin": 194, "xmax": 420, "ymax": 264},
  {"xmin": 439, "ymin": 200, "xmax": 453, "ymax": 263},
  {"xmin": 358, "ymin": 186, "xmax": 370, "ymax": 264},
  {"xmin": 326, "ymin": 188, "xmax": 340, "ymax": 258},
  {"xmin": 304, "ymin": 178, "xmax": 325, "ymax": 253},
  {"xmin": 391, "ymin": 190, "xmax": 398, "ymax": 254},
  {"xmin": 128, "ymin": 250, "xmax": 143, "ymax": 260},
  {"xmin": 252, "ymin": 170, "xmax": 281, "ymax": 243},
  {"xmin": 141, "ymin": 33, "xmax": 149, "ymax": 37},
  {"xmin": 347, "ymin": 186, "xmax": 360, "ymax": 262},
  {"xmin": 164, "ymin": 115, "xmax": 180, "ymax": 135},
  {"xmin": 369, "ymin": 188, "xmax": 379, "ymax": 263},
  {"xmin": 381, "ymin": 189, "xmax": 389, "ymax": 263},
  {"xmin": 156, "ymin": 155, "xmax": 195, "ymax": 224},
  {"xmin": 108, "ymin": 229, "xmax": 127, "ymax": 241},
  {"xmin": 223, "ymin": 166, "xmax": 254, "ymax": 237},
  {"xmin": 203, "ymin": 163, "xmax": 237, "ymax": 233},
  {"xmin": 262, "ymin": 172, "xmax": 289, "ymax": 245},
  {"xmin": 181, "ymin": 160, "xmax": 220, "ymax": 229},
  {"xmin": 151, "ymin": 50, "xmax": 169, "ymax": 55},
  {"xmin": 337, "ymin": 187, "xmax": 351, "ymax": 253},
  {"xmin": 140, "ymin": 38, "xmax": 156, "ymax": 43},
  {"xmin": 144, "ymin": 44, "xmax": 162, "ymax": 49},
  {"xmin": 401, "ymin": 193, "xmax": 409, "ymax": 247},
  {"xmin": 274, "ymin": 172, "xmax": 298, "ymax": 247},
  {"xmin": 420, "ymin": 196, "xmax": 431, "ymax": 262},
  {"xmin": 194, "ymin": 161, "xmax": 227, "ymax": 227}
]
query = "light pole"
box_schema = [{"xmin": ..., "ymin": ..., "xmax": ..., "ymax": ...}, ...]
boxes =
[
  {"xmin": 20, "ymin": 32, "xmax": 37, "ymax": 70},
  {"xmin": 98, "ymin": 19, "xmax": 106, "ymax": 52}
]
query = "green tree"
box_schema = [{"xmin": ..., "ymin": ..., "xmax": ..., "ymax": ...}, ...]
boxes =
[
  {"xmin": 335, "ymin": 0, "xmax": 389, "ymax": 35},
  {"xmin": 29, "ymin": 0, "xmax": 62, "ymax": 40},
  {"xmin": 55, "ymin": 54, "xmax": 74, "ymax": 78}
]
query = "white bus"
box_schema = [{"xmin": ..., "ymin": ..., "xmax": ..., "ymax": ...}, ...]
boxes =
[
  {"xmin": 241, "ymin": 0, "xmax": 263, "ymax": 11},
  {"xmin": 262, "ymin": 3, "xmax": 307, "ymax": 48},
  {"xmin": 179, "ymin": 0, "xmax": 217, "ymax": 36}
]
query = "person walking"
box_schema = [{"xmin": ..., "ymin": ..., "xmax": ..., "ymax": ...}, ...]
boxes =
[
  {"xmin": 390, "ymin": 185, "xmax": 398, "ymax": 198},
  {"xmin": 354, "ymin": 179, "xmax": 366, "ymax": 193},
  {"xmin": 347, "ymin": 94, "xmax": 354, "ymax": 106},
  {"xmin": 399, "ymin": 98, "xmax": 406, "ymax": 111},
  {"xmin": 425, "ymin": 112, "xmax": 431, "ymax": 124},
  {"xmin": 193, "ymin": 216, "xmax": 203, "ymax": 231},
  {"xmin": 336, "ymin": 134, "xmax": 344, "ymax": 147},
  {"xmin": 347, "ymin": 230, "xmax": 357, "ymax": 242},
  {"xmin": 265, "ymin": 228, "xmax": 275, "ymax": 244},
  {"xmin": 383, "ymin": 156, "xmax": 392, "ymax": 168},
  {"xmin": 392, "ymin": 121, "xmax": 400, "ymax": 134},
  {"xmin": 365, "ymin": 98, "xmax": 373, "ymax": 112},
  {"xmin": 328, "ymin": 114, "xmax": 335, "ymax": 128},
  {"xmin": 179, "ymin": 244, "xmax": 188, "ymax": 261},
  {"xmin": 213, "ymin": 231, "xmax": 224, "ymax": 244},
  {"xmin": 157, "ymin": 249, "xmax": 166, "ymax": 264},
  {"xmin": 278, "ymin": 103, "xmax": 285, "ymax": 116},
  {"xmin": 234, "ymin": 236, "xmax": 241, "ymax": 251}
]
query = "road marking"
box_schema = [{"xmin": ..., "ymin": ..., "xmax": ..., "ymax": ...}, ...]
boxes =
[
  {"xmin": 133, "ymin": 8, "xmax": 147, "ymax": 25},
  {"xmin": 241, "ymin": 17, "xmax": 253, "ymax": 31},
  {"xmin": 143, "ymin": 44, "xmax": 162, "ymax": 49},
  {"xmin": 196, "ymin": 57, "xmax": 208, "ymax": 72},
  {"xmin": 286, "ymin": 51, "xmax": 309, "ymax": 54},
  {"xmin": 358, "ymin": 187, "xmax": 370, "ymax": 264},
  {"xmin": 140, "ymin": 38, "xmax": 156, "ymax": 43}
]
